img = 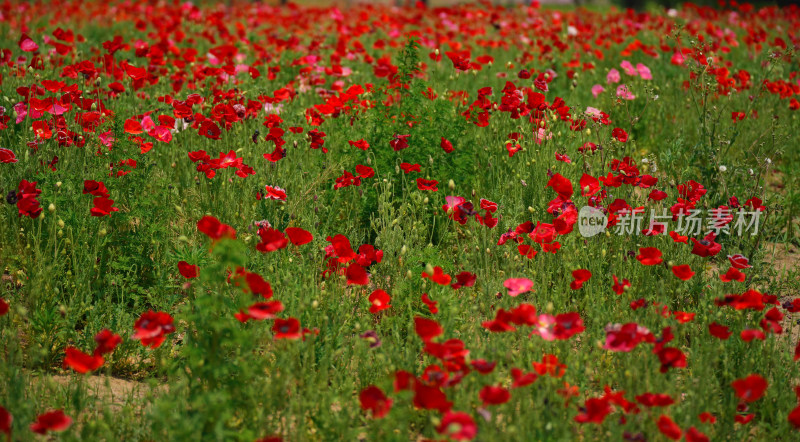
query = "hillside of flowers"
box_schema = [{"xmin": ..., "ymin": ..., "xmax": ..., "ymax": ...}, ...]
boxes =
[{"xmin": 1, "ymin": 0, "xmax": 800, "ymax": 440}]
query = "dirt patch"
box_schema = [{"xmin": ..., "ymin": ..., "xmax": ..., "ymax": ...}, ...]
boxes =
[
  {"xmin": 763, "ymin": 242, "xmax": 800, "ymax": 276},
  {"xmin": 34, "ymin": 375, "xmax": 163, "ymax": 411},
  {"xmin": 767, "ymin": 169, "xmax": 786, "ymax": 194}
]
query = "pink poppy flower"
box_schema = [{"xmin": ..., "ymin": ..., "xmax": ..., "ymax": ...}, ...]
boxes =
[
  {"xmin": 616, "ymin": 84, "xmax": 635, "ymax": 100},
  {"xmin": 636, "ymin": 63, "xmax": 652, "ymax": 80},
  {"xmin": 504, "ymin": 278, "xmax": 533, "ymax": 297},
  {"xmin": 620, "ymin": 60, "xmax": 637, "ymax": 76},
  {"xmin": 606, "ymin": 68, "xmax": 621, "ymax": 84}
]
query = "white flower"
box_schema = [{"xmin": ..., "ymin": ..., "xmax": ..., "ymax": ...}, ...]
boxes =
[{"xmin": 719, "ymin": 165, "xmax": 727, "ymax": 172}]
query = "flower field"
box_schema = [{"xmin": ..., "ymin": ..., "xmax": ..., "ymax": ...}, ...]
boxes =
[{"xmin": 1, "ymin": 0, "xmax": 800, "ymax": 440}]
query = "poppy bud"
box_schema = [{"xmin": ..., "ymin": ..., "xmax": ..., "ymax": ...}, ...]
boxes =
[
  {"xmin": 423, "ymin": 197, "xmax": 428, "ymax": 204},
  {"xmin": 56, "ymin": 181, "xmax": 62, "ymax": 187},
  {"xmin": 448, "ymin": 180, "xmax": 455, "ymax": 190},
  {"xmin": 48, "ymin": 203, "xmax": 55, "ymax": 213},
  {"xmin": 58, "ymin": 219, "xmax": 65, "ymax": 228}
]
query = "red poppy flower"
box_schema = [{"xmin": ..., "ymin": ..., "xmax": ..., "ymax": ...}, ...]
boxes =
[
  {"xmin": 574, "ymin": 397, "xmax": 612, "ymax": 424},
  {"xmin": 479, "ymin": 385, "xmax": 510, "ymax": 406},
  {"xmin": 532, "ymin": 354, "xmax": 566, "ymax": 378},
  {"xmin": 90, "ymin": 197, "xmax": 119, "ymax": 217},
  {"xmin": 197, "ymin": 216, "xmax": 236, "ymax": 241},
  {"xmin": 346, "ymin": 263, "xmax": 368, "ymax": 285},
  {"xmin": 656, "ymin": 347, "xmax": 687, "ymax": 373},
  {"xmin": 436, "ymin": 411, "xmax": 476, "ymax": 441},
  {"xmin": 789, "ymin": 405, "xmax": 800, "ymax": 428},
  {"xmin": 735, "ymin": 414, "xmax": 755, "ymax": 424},
  {"xmin": 0, "ymin": 298, "xmax": 8, "ymax": 316},
  {"xmin": 580, "ymin": 174, "xmax": 600, "ymax": 197},
  {"xmin": 708, "ymin": 322, "xmax": 732, "ymax": 340},
  {"xmin": 132, "ymin": 310, "xmax": 175, "ymax": 348},
  {"xmin": 506, "ymin": 142, "xmax": 522, "ymax": 157},
  {"xmin": 546, "ymin": 173, "xmax": 574, "ymax": 199},
  {"xmin": 83, "ymin": 180, "xmax": 109, "ymax": 198},
  {"xmin": 389, "ymin": 134, "xmax": 410, "ymax": 151},
  {"xmin": 273, "ymin": 317, "xmax": 302, "ymax": 340},
  {"xmin": 686, "ymin": 427, "xmax": 710, "ymax": 442},
  {"xmin": 603, "ymin": 323, "xmax": 654, "ymax": 352},
  {"xmin": 400, "ymin": 162, "xmax": 420, "ymax": 174},
  {"xmin": 482, "ymin": 308, "xmax": 516, "ymax": 333},
  {"xmin": 177, "ymin": 261, "xmax": 199, "ymax": 279},
  {"xmin": 414, "ymin": 317, "xmax": 443, "ymax": 343},
  {"xmin": 690, "ymin": 233, "xmax": 722, "ymax": 257},
  {"xmin": 656, "ymin": 415, "xmax": 682, "ymax": 440},
  {"xmin": 740, "ymin": 329, "xmax": 766, "ymax": 342},
  {"xmin": 19, "ymin": 33, "xmax": 38, "ymax": 52},
  {"xmin": 355, "ymin": 165, "xmax": 374, "ymax": 179},
  {"xmin": 635, "ymin": 393, "xmax": 674, "ymax": 407},
  {"xmin": 441, "ymin": 137, "xmax": 454, "ymax": 153},
  {"xmin": 450, "ymin": 272, "xmax": 476, "ymax": 290},
  {"xmin": 93, "ymin": 329, "xmax": 121, "ymax": 356},
  {"xmin": 245, "ymin": 301, "xmax": 284, "ymax": 321},
  {"xmin": 422, "ymin": 266, "xmax": 451, "ymax": 285},
  {"xmin": 63, "ymin": 347, "xmax": 104, "ymax": 373},
  {"xmin": 30, "ymin": 410, "xmax": 71, "ymax": 435},
  {"xmin": 469, "ymin": 359, "xmax": 496, "ymax": 374},
  {"xmin": 327, "ymin": 234, "xmax": 357, "ymax": 262},
  {"xmin": 0, "ymin": 148, "xmax": 17, "ymax": 164},
  {"xmin": 413, "ymin": 382, "xmax": 452, "ymax": 412},
  {"xmin": 285, "ymin": 227, "xmax": 313, "ymax": 246},
  {"xmin": 727, "ymin": 254, "xmax": 752, "ymax": 269},
  {"xmin": 359, "ymin": 386, "xmax": 392, "ymax": 418},
  {"xmin": 649, "ymin": 189, "xmax": 668, "ymax": 201},
  {"xmin": 348, "ymin": 139, "xmax": 370, "ymax": 150},
  {"xmin": 612, "ymin": 275, "xmax": 631, "ymax": 295},
  {"xmin": 511, "ymin": 368, "xmax": 538, "ymax": 388},
  {"xmin": 509, "ymin": 304, "xmax": 537, "ymax": 326},
  {"xmin": 636, "ymin": 247, "xmax": 663, "ymax": 265},
  {"xmin": 263, "ymin": 185, "xmax": 287, "ymax": 201},
  {"xmin": 256, "ymin": 227, "xmax": 288, "ymax": 252},
  {"xmin": 720, "ymin": 267, "xmax": 746, "ymax": 282},
  {"xmin": 612, "ymin": 127, "xmax": 628, "ymax": 142},
  {"xmin": 421, "ymin": 293, "xmax": 438, "ymax": 314},
  {"xmin": 0, "ymin": 405, "xmax": 10, "ymax": 438},
  {"xmin": 416, "ymin": 178, "xmax": 439, "ymax": 191},
  {"xmin": 16, "ymin": 180, "xmax": 43, "ymax": 219},
  {"xmin": 668, "ymin": 231, "xmax": 688, "ymax": 243},
  {"xmin": 731, "ymin": 374, "xmax": 767, "ymax": 402},
  {"xmin": 368, "ymin": 289, "xmax": 391, "ymax": 314},
  {"xmin": 671, "ymin": 264, "xmax": 694, "ymax": 281},
  {"xmin": 699, "ymin": 412, "xmax": 717, "ymax": 424},
  {"xmin": 570, "ymin": 269, "xmax": 592, "ymax": 290}
]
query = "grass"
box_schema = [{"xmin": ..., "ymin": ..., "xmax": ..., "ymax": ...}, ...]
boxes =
[{"xmin": 1, "ymin": 0, "xmax": 800, "ymax": 440}]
